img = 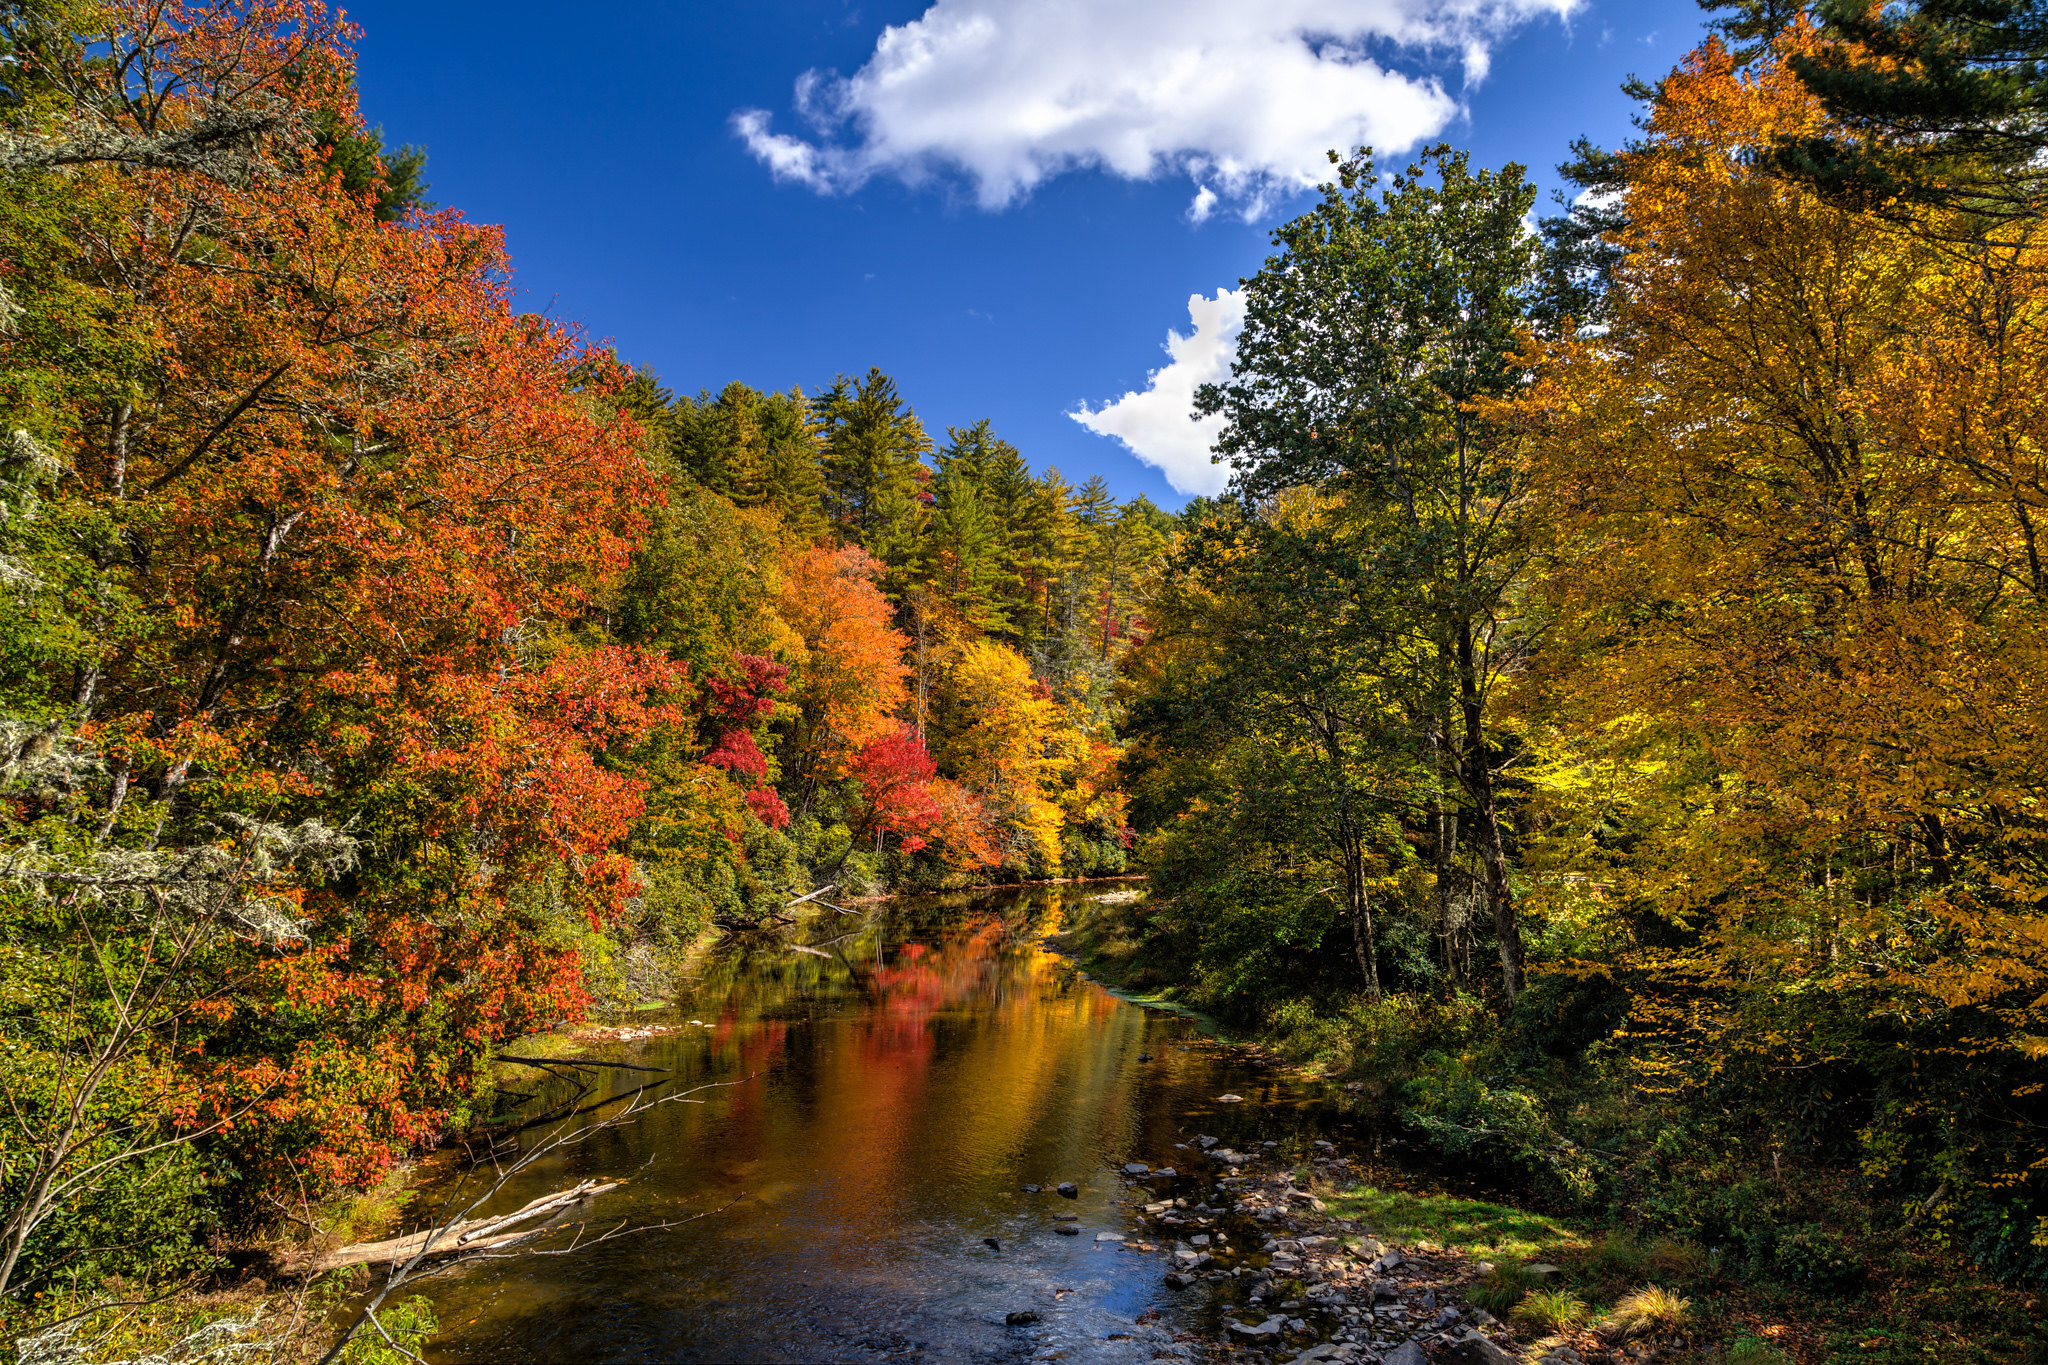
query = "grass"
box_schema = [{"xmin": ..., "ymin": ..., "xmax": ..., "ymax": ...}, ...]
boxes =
[
  {"xmin": 1608, "ymin": 1285, "xmax": 1689, "ymax": 1339},
  {"xmin": 1318, "ymin": 1184, "xmax": 1587, "ymax": 1263},
  {"xmin": 1469, "ymin": 1263, "xmax": 1543, "ymax": 1317},
  {"xmin": 1513, "ymin": 1287, "xmax": 1588, "ymax": 1334}
]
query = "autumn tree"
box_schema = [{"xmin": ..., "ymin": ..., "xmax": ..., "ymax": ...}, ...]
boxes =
[{"xmin": 1198, "ymin": 145, "xmax": 1545, "ymax": 1001}]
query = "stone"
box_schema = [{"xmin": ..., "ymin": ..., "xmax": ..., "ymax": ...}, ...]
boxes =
[
  {"xmin": 1144, "ymin": 1202, "xmax": 1171, "ymax": 1214},
  {"xmin": 1154, "ymin": 1167, "xmax": 1178, "ymax": 1178},
  {"xmin": 1218, "ymin": 1093, "xmax": 1246, "ymax": 1103},
  {"xmin": 1524, "ymin": 1262, "xmax": 1565, "ymax": 1283},
  {"xmin": 1164, "ymin": 1271, "xmax": 1194, "ymax": 1289},
  {"xmin": 1383, "ymin": 1344, "xmax": 1429, "ymax": 1365},
  {"xmin": 1057, "ymin": 1182, "xmax": 1079, "ymax": 1198},
  {"xmin": 1006, "ymin": 1311, "xmax": 1041, "ymax": 1326},
  {"xmin": 1095, "ymin": 1232, "xmax": 1124, "ymax": 1242},
  {"xmin": 1314, "ymin": 1140, "xmax": 1336, "ymax": 1152},
  {"xmin": 1054, "ymin": 1212, "xmax": 1078, "ymax": 1221},
  {"xmin": 1226, "ymin": 1317, "xmax": 1286, "ymax": 1341},
  {"xmin": 1343, "ymin": 1081, "xmax": 1365, "ymax": 1092},
  {"xmin": 1440, "ymin": 1332, "xmax": 1519, "ymax": 1365},
  {"xmin": 1372, "ymin": 1250, "xmax": 1405, "ymax": 1273},
  {"xmin": 1021, "ymin": 1184, "xmax": 1042, "ymax": 1193},
  {"xmin": 1054, "ymin": 1224, "xmax": 1080, "ymax": 1235},
  {"xmin": 1190, "ymin": 1233, "xmax": 1210, "ymax": 1247},
  {"xmin": 1288, "ymin": 1191, "xmax": 1328, "ymax": 1212},
  {"xmin": 1124, "ymin": 1163, "xmax": 1151, "ymax": 1175},
  {"xmin": 1372, "ymin": 1280, "xmax": 1400, "ymax": 1302},
  {"xmin": 1196, "ymin": 1135, "xmax": 1221, "ymax": 1150}
]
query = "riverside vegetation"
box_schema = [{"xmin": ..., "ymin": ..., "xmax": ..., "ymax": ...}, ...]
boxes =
[
  {"xmin": 4, "ymin": 0, "xmax": 2048, "ymax": 1362},
  {"xmin": 1080, "ymin": 2, "xmax": 2048, "ymax": 1361}
]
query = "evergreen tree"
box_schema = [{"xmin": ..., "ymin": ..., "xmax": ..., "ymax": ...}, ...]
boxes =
[{"xmin": 816, "ymin": 368, "xmax": 931, "ymax": 565}]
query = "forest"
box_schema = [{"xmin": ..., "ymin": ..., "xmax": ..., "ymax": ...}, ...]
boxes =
[{"xmin": 2, "ymin": 0, "xmax": 2047, "ymax": 1360}]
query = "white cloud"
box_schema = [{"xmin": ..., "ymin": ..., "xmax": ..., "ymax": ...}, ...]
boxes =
[
  {"xmin": 1072, "ymin": 288, "xmax": 1245, "ymax": 497},
  {"xmin": 733, "ymin": 0, "xmax": 1577, "ymax": 219}
]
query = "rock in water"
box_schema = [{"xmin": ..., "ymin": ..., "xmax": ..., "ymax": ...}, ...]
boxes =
[
  {"xmin": 983, "ymin": 1237, "xmax": 1000, "ymax": 1251},
  {"xmin": 1057, "ymin": 1182, "xmax": 1079, "ymax": 1198},
  {"xmin": 1095, "ymin": 1232, "xmax": 1124, "ymax": 1242},
  {"xmin": 1154, "ymin": 1167, "xmax": 1178, "ymax": 1178},
  {"xmin": 1054, "ymin": 1225, "xmax": 1080, "ymax": 1235},
  {"xmin": 1005, "ymin": 1310, "xmax": 1039, "ymax": 1326},
  {"xmin": 1224, "ymin": 1317, "xmax": 1285, "ymax": 1341},
  {"xmin": 1021, "ymin": 1184, "xmax": 1041, "ymax": 1193},
  {"xmin": 1217, "ymin": 1094, "xmax": 1245, "ymax": 1103},
  {"xmin": 1123, "ymin": 1163, "xmax": 1150, "ymax": 1175}
]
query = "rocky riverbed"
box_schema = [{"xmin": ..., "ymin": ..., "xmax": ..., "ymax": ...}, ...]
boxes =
[{"xmin": 1088, "ymin": 1136, "xmax": 1682, "ymax": 1365}]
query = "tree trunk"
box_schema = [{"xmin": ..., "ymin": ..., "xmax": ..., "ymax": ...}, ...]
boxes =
[
  {"xmin": 1340, "ymin": 817, "xmax": 1382, "ymax": 1002},
  {"xmin": 1457, "ymin": 623, "xmax": 1522, "ymax": 1004}
]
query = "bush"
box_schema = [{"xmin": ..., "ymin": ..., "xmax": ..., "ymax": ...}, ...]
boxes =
[
  {"xmin": 1769, "ymin": 1222, "xmax": 1864, "ymax": 1291},
  {"xmin": 1726, "ymin": 1337, "xmax": 1793, "ymax": 1365},
  {"xmin": 1400, "ymin": 1053, "xmax": 1605, "ymax": 1203}
]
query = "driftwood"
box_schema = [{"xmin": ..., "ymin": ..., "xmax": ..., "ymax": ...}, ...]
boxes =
[
  {"xmin": 299, "ymin": 1179, "xmax": 622, "ymax": 1272},
  {"xmin": 497, "ymin": 1054, "xmax": 669, "ymax": 1074}
]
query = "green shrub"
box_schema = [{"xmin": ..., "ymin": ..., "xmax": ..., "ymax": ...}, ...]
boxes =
[
  {"xmin": 1769, "ymin": 1223, "xmax": 1864, "ymax": 1291},
  {"xmin": 1400, "ymin": 1053, "xmax": 1605, "ymax": 1203},
  {"xmin": 1727, "ymin": 1337, "xmax": 1793, "ymax": 1365}
]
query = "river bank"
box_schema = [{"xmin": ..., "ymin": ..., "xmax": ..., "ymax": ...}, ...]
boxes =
[{"xmin": 1054, "ymin": 890, "xmax": 2046, "ymax": 1365}]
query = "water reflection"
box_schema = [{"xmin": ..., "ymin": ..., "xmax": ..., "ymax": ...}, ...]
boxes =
[{"xmin": 419, "ymin": 884, "xmax": 1351, "ymax": 1364}]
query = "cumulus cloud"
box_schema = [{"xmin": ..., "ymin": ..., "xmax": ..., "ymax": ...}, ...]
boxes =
[
  {"xmin": 733, "ymin": 0, "xmax": 1577, "ymax": 218},
  {"xmin": 1072, "ymin": 289, "xmax": 1244, "ymax": 497}
]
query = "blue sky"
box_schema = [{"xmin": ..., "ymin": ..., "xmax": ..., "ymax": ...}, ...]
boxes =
[{"xmin": 345, "ymin": 0, "xmax": 1710, "ymax": 507}]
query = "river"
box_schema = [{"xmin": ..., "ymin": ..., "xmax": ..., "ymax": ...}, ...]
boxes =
[{"xmin": 415, "ymin": 882, "xmax": 1363, "ymax": 1364}]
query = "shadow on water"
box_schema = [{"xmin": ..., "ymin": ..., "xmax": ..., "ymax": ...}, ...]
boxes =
[{"xmin": 416, "ymin": 882, "xmax": 1366, "ymax": 1364}]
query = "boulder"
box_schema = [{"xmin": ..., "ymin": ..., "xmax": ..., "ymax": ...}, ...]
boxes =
[
  {"xmin": 1524, "ymin": 1262, "xmax": 1564, "ymax": 1283},
  {"xmin": 1057, "ymin": 1182, "xmax": 1079, "ymax": 1198},
  {"xmin": 1441, "ymin": 1332, "xmax": 1520, "ymax": 1365}
]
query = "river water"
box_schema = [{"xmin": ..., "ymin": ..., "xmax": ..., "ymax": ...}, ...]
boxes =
[{"xmin": 417, "ymin": 883, "xmax": 1362, "ymax": 1364}]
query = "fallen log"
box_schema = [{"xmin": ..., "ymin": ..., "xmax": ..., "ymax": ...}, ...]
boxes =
[{"xmin": 297, "ymin": 1179, "xmax": 623, "ymax": 1272}]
